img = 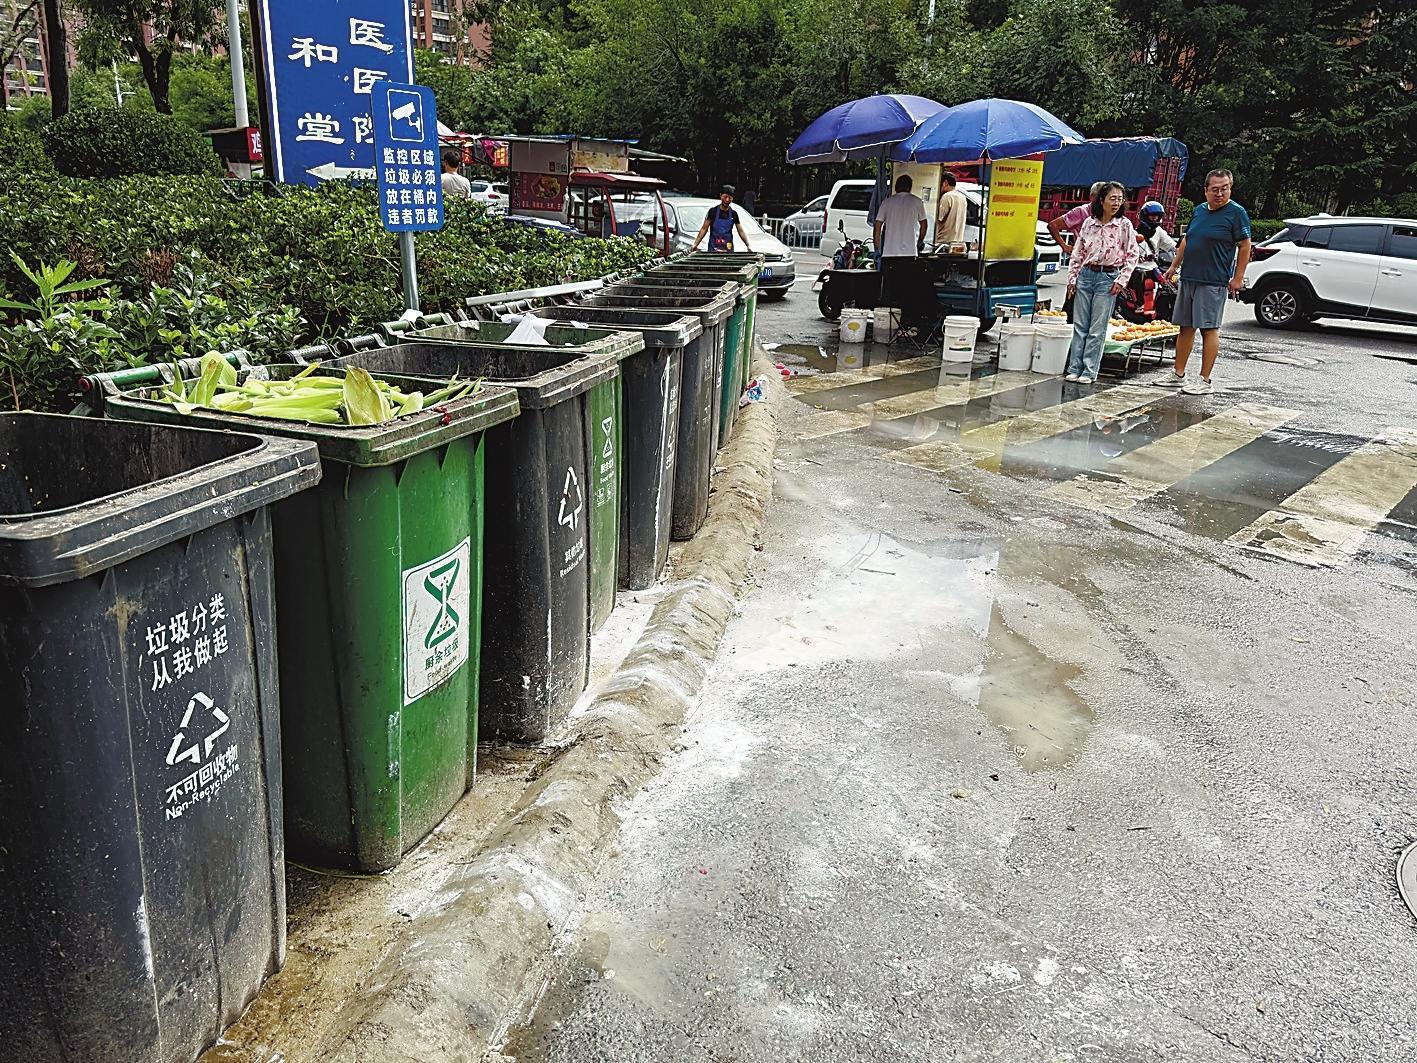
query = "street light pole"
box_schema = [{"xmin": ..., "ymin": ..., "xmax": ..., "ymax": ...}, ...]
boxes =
[{"xmin": 226, "ymin": 0, "xmax": 252, "ymax": 178}]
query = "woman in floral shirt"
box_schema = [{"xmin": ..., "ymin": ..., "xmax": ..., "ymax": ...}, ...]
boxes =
[{"xmin": 1064, "ymin": 181, "xmax": 1141, "ymax": 384}]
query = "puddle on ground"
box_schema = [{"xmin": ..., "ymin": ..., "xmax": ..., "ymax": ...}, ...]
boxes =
[
  {"xmin": 969, "ymin": 608, "xmax": 1094, "ymax": 772},
  {"xmin": 730, "ymin": 504, "xmax": 1099, "ymax": 771}
]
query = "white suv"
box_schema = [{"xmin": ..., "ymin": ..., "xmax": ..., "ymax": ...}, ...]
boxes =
[{"xmin": 1240, "ymin": 216, "xmax": 1417, "ymax": 328}]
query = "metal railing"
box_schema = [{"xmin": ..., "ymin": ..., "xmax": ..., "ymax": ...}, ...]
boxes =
[{"xmin": 755, "ymin": 216, "xmax": 823, "ymax": 250}]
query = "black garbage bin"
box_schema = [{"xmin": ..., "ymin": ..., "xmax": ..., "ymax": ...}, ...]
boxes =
[
  {"xmin": 578, "ymin": 286, "xmax": 735, "ymax": 530},
  {"xmin": 512, "ymin": 306, "xmax": 704, "ymax": 586},
  {"xmin": 318, "ymin": 342, "xmax": 618, "ymax": 745},
  {"xmin": 0, "ymin": 413, "xmax": 320, "ymax": 1063}
]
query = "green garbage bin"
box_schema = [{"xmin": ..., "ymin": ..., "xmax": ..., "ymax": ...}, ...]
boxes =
[
  {"xmin": 584, "ymin": 284, "xmax": 735, "ymax": 454},
  {"xmin": 315, "ymin": 339, "xmax": 624, "ymax": 745},
  {"xmin": 651, "ymin": 265, "xmax": 765, "ymax": 430},
  {"xmin": 605, "ymin": 274, "xmax": 747, "ymax": 447},
  {"xmin": 691, "ymin": 255, "xmax": 761, "ymax": 390},
  {"xmin": 653, "ymin": 256, "xmax": 762, "ymax": 395},
  {"xmin": 0, "ymin": 412, "xmax": 320, "ymax": 1061},
  {"xmin": 93, "ymin": 362, "xmax": 520, "ymax": 873},
  {"xmin": 366, "ymin": 318, "xmax": 644, "ymax": 635}
]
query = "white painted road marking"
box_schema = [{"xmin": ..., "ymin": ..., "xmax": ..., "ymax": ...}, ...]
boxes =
[
  {"xmin": 1228, "ymin": 427, "xmax": 1417, "ymax": 567},
  {"xmin": 1048, "ymin": 403, "xmax": 1299, "ymax": 514}
]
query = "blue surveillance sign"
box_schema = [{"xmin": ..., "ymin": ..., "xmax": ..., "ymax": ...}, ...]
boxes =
[
  {"xmin": 371, "ymin": 83, "xmax": 445, "ymax": 232},
  {"xmin": 254, "ymin": 0, "xmax": 414, "ymax": 185}
]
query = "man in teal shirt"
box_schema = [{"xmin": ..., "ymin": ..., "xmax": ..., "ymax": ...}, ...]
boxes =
[{"xmin": 1155, "ymin": 169, "xmax": 1252, "ymax": 395}]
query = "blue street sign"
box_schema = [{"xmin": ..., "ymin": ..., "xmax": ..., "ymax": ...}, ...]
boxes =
[
  {"xmin": 254, "ymin": 0, "xmax": 413, "ymax": 186},
  {"xmin": 371, "ymin": 83, "xmax": 445, "ymax": 232}
]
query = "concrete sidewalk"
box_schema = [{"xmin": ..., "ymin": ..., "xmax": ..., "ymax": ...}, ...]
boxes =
[{"xmin": 205, "ymin": 354, "xmax": 782, "ymax": 1063}]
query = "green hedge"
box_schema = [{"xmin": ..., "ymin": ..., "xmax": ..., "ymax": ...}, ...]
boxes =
[
  {"xmin": 1248, "ymin": 218, "xmax": 1288, "ymax": 242},
  {"xmin": 0, "ymin": 174, "xmax": 657, "ymax": 410},
  {"xmin": 42, "ymin": 107, "xmax": 222, "ymax": 178},
  {"xmin": 0, "ymin": 114, "xmax": 54, "ymax": 176}
]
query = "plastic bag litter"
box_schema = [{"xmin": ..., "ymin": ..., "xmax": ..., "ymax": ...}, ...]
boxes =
[{"xmin": 740, "ymin": 375, "xmax": 770, "ymax": 407}]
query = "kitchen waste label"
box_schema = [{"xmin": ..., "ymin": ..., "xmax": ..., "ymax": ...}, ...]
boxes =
[{"xmin": 402, "ymin": 538, "xmax": 471, "ymax": 703}]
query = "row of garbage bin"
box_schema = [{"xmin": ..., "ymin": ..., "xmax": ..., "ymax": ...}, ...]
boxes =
[{"xmin": 0, "ymin": 253, "xmax": 760, "ymax": 1062}]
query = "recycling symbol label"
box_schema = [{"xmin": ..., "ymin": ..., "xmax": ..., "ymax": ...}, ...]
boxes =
[
  {"xmin": 402, "ymin": 538, "xmax": 471, "ymax": 704},
  {"xmin": 557, "ymin": 466, "xmax": 584, "ymax": 532},
  {"xmin": 165, "ymin": 691, "xmax": 230, "ymax": 767}
]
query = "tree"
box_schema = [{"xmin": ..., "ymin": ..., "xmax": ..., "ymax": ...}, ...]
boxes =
[
  {"xmin": 41, "ymin": 0, "xmax": 67, "ymax": 117},
  {"xmin": 72, "ymin": 0, "xmax": 223, "ymax": 114}
]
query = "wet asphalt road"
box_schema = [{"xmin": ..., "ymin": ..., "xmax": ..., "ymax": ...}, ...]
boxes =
[{"xmin": 505, "ymin": 255, "xmax": 1417, "ymax": 1062}]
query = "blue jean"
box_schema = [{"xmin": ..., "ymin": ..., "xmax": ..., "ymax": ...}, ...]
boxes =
[{"xmin": 1067, "ymin": 267, "xmax": 1120, "ymax": 378}]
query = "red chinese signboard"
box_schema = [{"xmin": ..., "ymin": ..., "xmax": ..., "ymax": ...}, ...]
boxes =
[{"xmin": 512, "ymin": 171, "xmax": 567, "ymax": 213}]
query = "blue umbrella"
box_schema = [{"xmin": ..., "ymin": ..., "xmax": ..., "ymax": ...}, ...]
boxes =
[
  {"xmin": 891, "ymin": 98, "xmax": 1084, "ymax": 164},
  {"xmin": 787, "ymin": 94, "xmax": 946, "ymax": 164}
]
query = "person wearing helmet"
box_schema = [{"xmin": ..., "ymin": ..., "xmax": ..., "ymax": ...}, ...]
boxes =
[
  {"xmin": 1123, "ymin": 200, "xmax": 1178, "ymax": 321},
  {"xmin": 1137, "ymin": 201, "xmax": 1176, "ymax": 272}
]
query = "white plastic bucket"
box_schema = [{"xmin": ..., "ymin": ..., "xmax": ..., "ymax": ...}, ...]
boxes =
[
  {"xmin": 872, "ymin": 307, "xmax": 900, "ymax": 344},
  {"xmin": 998, "ymin": 321, "xmax": 1037, "ymax": 372},
  {"xmin": 941, "ymin": 315, "xmax": 978, "ymax": 365},
  {"xmin": 1031, "ymin": 321, "xmax": 1073, "ymax": 375},
  {"xmin": 839, "ymin": 309, "xmax": 869, "ymax": 344}
]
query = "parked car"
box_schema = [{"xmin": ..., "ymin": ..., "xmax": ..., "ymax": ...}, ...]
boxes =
[
  {"xmin": 820, "ymin": 177, "xmax": 1062, "ymax": 278},
  {"xmin": 665, "ymin": 198, "xmax": 796, "ymax": 300},
  {"xmin": 1239, "ymin": 216, "xmax": 1417, "ymax": 328},
  {"xmin": 469, "ymin": 179, "xmax": 509, "ymax": 213},
  {"xmin": 780, "ymin": 195, "xmax": 828, "ymax": 247}
]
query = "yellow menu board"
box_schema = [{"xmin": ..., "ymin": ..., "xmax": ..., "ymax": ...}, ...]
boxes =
[{"xmin": 983, "ymin": 157, "xmax": 1044, "ymax": 261}]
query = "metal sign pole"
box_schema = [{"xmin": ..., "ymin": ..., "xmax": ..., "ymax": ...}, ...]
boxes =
[
  {"xmin": 399, "ymin": 231, "xmax": 420, "ymax": 312},
  {"xmin": 226, "ymin": 0, "xmax": 252, "ymax": 179}
]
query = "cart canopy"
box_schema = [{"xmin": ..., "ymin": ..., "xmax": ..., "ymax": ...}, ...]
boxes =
[{"xmin": 1041, "ymin": 137, "xmax": 1189, "ymax": 190}]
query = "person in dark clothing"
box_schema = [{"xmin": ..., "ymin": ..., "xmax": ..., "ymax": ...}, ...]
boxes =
[{"xmin": 691, "ymin": 185, "xmax": 753, "ymax": 252}]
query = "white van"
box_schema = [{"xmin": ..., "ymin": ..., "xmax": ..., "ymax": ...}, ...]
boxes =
[{"xmin": 820, "ymin": 176, "xmax": 1061, "ymax": 278}]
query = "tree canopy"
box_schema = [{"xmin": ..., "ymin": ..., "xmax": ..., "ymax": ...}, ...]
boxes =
[{"xmin": 415, "ymin": 0, "xmax": 1415, "ymax": 213}]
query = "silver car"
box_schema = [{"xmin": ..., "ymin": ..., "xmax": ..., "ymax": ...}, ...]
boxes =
[
  {"xmin": 666, "ymin": 198, "xmax": 797, "ymax": 300},
  {"xmin": 780, "ymin": 195, "xmax": 828, "ymax": 248}
]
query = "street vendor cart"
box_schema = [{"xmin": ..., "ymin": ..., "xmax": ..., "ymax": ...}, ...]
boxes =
[{"xmin": 793, "ymin": 98, "xmax": 1084, "ymax": 341}]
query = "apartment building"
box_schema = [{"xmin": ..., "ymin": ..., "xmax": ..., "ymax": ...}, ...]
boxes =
[
  {"xmin": 409, "ymin": 0, "xmax": 489, "ymax": 64},
  {"xmin": 1, "ymin": 1, "xmax": 59, "ymax": 106}
]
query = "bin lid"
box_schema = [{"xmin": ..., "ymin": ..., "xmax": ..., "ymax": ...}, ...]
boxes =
[
  {"xmin": 415, "ymin": 319, "xmax": 645, "ymax": 362},
  {"xmin": 650, "ymin": 262, "xmax": 760, "ymax": 283},
  {"xmin": 329, "ymin": 341, "xmax": 619, "ymax": 411},
  {"xmin": 522, "ymin": 307, "xmax": 703, "ymax": 349},
  {"xmin": 100, "ymin": 364, "xmax": 521, "ymax": 468},
  {"xmin": 612, "ymin": 274, "xmax": 743, "ymax": 298},
  {"xmin": 580, "ymin": 290, "xmax": 735, "ymax": 329},
  {"xmin": 0, "ymin": 412, "xmax": 321, "ymax": 588}
]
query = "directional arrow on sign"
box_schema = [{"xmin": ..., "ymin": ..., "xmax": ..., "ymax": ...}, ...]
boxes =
[{"xmin": 306, "ymin": 162, "xmax": 376, "ymax": 181}]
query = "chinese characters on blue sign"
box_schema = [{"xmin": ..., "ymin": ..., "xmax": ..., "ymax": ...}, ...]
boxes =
[
  {"xmin": 371, "ymin": 83, "xmax": 445, "ymax": 232},
  {"xmin": 255, "ymin": 0, "xmax": 413, "ymax": 185}
]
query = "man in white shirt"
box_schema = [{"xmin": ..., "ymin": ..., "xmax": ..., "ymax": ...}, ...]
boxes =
[
  {"xmin": 441, "ymin": 150, "xmax": 472, "ymax": 199},
  {"xmin": 873, "ymin": 174, "xmax": 929, "ymax": 320}
]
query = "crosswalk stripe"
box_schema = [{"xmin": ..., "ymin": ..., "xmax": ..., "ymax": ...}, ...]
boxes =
[
  {"xmin": 877, "ymin": 356, "xmax": 944, "ymax": 377},
  {"xmin": 785, "ymin": 356, "xmax": 940, "ymax": 396},
  {"xmin": 795, "ymin": 370, "xmax": 1036, "ymax": 442},
  {"xmin": 864, "ymin": 370, "xmax": 1037, "ymax": 421},
  {"xmin": 1227, "ymin": 426, "xmax": 1417, "ymax": 567},
  {"xmin": 1047, "ymin": 402, "xmax": 1298, "ymax": 514},
  {"xmin": 787, "ymin": 369, "xmax": 881, "ymax": 395},
  {"xmin": 887, "ymin": 384, "xmax": 1159, "ymax": 474}
]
